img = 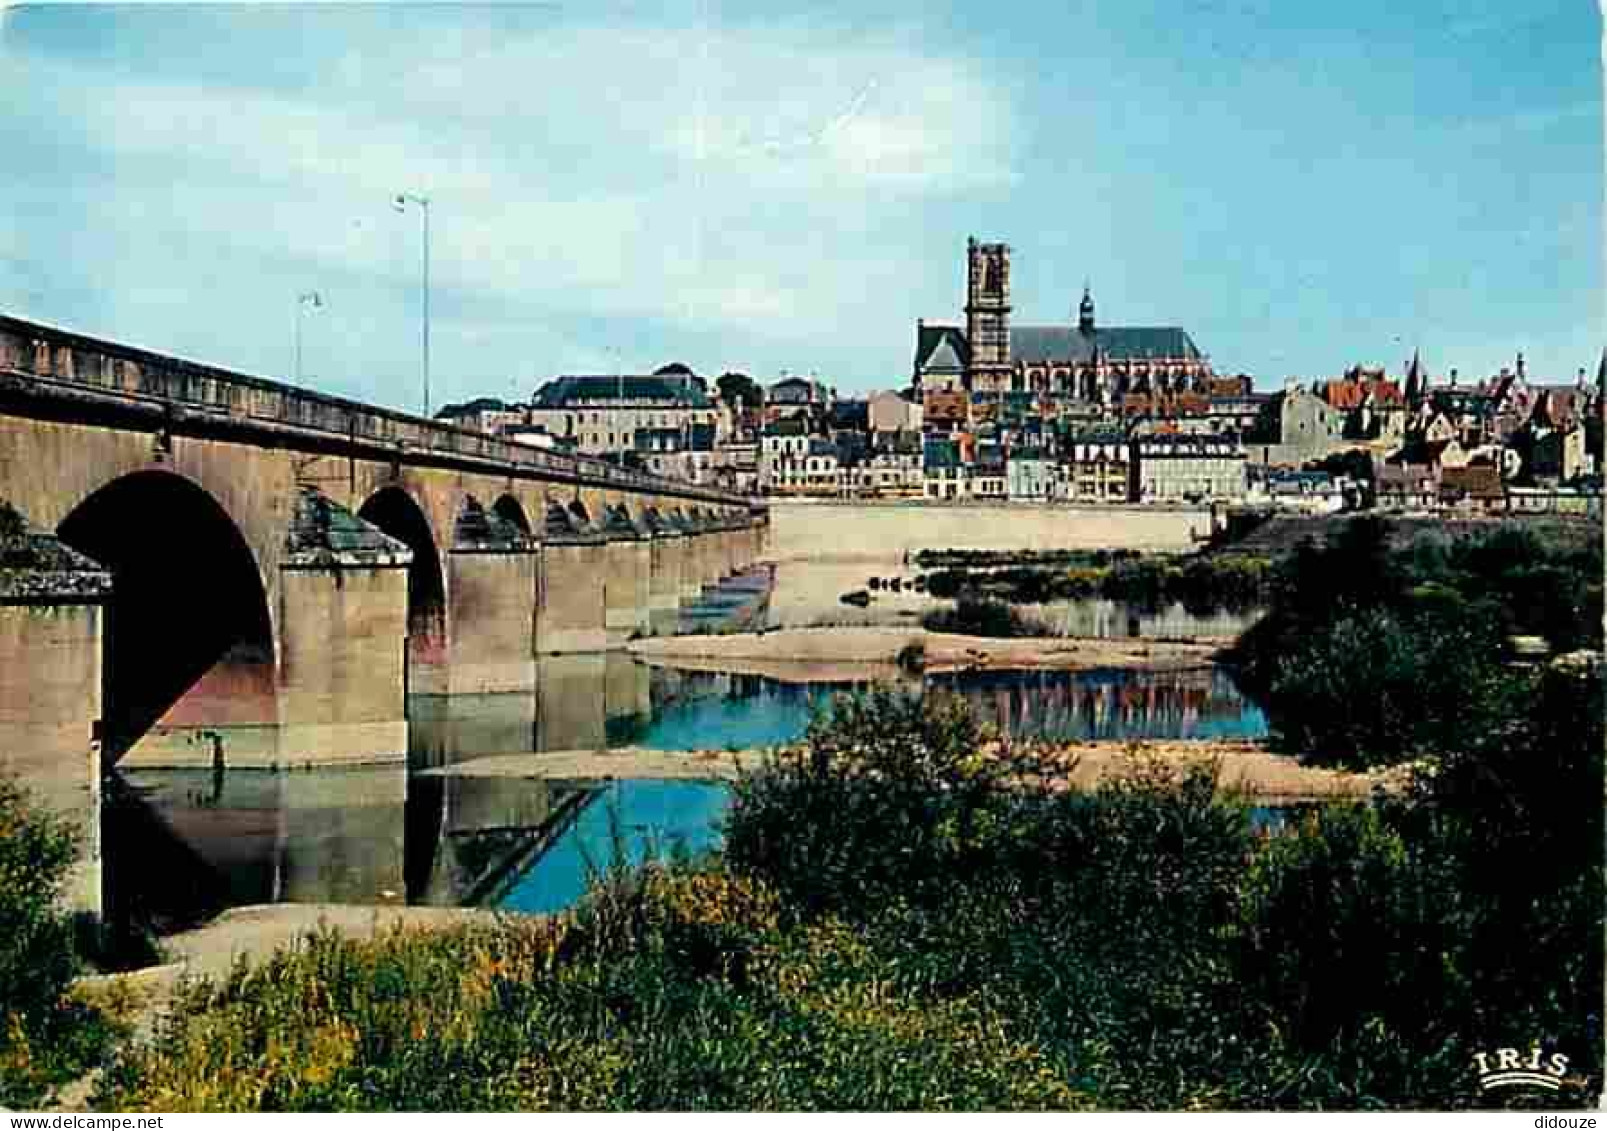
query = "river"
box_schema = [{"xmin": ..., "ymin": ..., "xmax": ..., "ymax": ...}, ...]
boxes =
[{"xmin": 106, "ymin": 644, "xmax": 1267, "ymax": 931}]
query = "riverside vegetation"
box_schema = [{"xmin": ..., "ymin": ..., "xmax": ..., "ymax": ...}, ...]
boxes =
[
  {"xmin": 1, "ymin": 519, "xmax": 1600, "ymax": 1110},
  {"xmin": 0, "ymin": 778, "xmax": 121, "ymax": 1109},
  {"xmin": 917, "ymin": 547, "xmax": 1274, "ymax": 615}
]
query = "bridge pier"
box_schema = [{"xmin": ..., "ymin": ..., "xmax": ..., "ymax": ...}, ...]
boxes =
[
  {"xmin": 750, "ymin": 513, "xmax": 769, "ymax": 565},
  {"xmin": 535, "ymin": 503, "xmax": 607, "ymax": 655},
  {"xmin": 644, "ymin": 508, "xmax": 684, "ymax": 635},
  {"xmin": 720, "ymin": 515, "xmax": 741, "ymax": 577},
  {"xmin": 0, "ymin": 516, "xmax": 110, "ymax": 915},
  {"xmin": 446, "ymin": 498, "xmax": 537, "ymax": 695},
  {"xmin": 601, "ymin": 505, "xmax": 650, "ymax": 648},
  {"xmin": 683, "ymin": 510, "xmax": 709, "ymax": 593},
  {"xmin": 672, "ymin": 510, "xmax": 703, "ymax": 602},
  {"xmin": 275, "ymin": 492, "xmax": 412, "ymax": 768},
  {"xmin": 694, "ymin": 510, "xmax": 726, "ymax": 589}
]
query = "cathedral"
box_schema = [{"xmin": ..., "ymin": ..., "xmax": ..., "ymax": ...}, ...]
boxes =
[{"xmin": 913, "ymin": 239, "xmax": 1215, "ymax": 406}]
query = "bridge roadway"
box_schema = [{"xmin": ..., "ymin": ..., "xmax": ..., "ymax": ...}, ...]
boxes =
[{"xmin": 0, "ymin": 313, "xmax": 767, "ymax": 913}]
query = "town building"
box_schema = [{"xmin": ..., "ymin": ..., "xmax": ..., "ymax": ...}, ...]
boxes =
[
  {"xmin": 766, "ymin": 375, "xmax": 833, "ymax": 417},
  {"xmin": 709, "ymin": 441, "xmax": 760, "ymax": 494},
  {"xmin": 1247, "ymin": 468, "xmax": 1353, "ymax": 514},
  {"xmin": 851, "ymin": 432, "xmax": 924, "ymax": 497},
  {"xmin": 1006, "ymin": 448, "xmax": 1057, "ymax": 501},
  {"xmin": 1132, "ymin": 434, "xmax": 1246, "ymax": 502},
  {"xmin": 1246, "ymin": 383, "xmax": 1351, "ymax": 467},
  {"xmin": 971, "ymin": 443, "xmax": 1008, "ymax": 500},
  {"xmin": 527, "ymin": 373, "xmax": 724, "ymax": 457},
  {"xmin": 758, "ymin": 417, "xmax": 812, "ymax": 492},
  {"xmin": 922, "ymin": 390, "xmax": 972, "ymax": 434},
  {"xmin": 1509, "ymin": 393, "xmax": 1588, "ymax": 484},
  {"xmin": 868, "ymin": 389, "xmax": 924, "ymax": 435},
  {"xmin": 923, "ymin": 436, "xmax": 971, "ymax": 500},
  {"xmin": 1064, "ymin": 428, "xmax": 1132, "ymax": 503},
  {"xmin": 1439, "ymin": 464, "xmax": 1506, "ymax": 512}
]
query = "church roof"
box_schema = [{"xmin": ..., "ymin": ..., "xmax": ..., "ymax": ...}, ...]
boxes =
[
  {"xmin": 914, "ymin": 323, "xmax": 969, "ymax": 372},
  {"xmin": 1010, "ymin": 325, "xmax": 1202, "ymax": 364}
]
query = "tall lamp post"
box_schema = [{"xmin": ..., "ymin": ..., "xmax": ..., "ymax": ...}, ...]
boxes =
[
  {"xmin": 392, "ymin": 192, "xmax": 431, "ymax": 416},
  {"xmin": 294, "ymin": 290, "xmax": 324, "ymax": 384}
]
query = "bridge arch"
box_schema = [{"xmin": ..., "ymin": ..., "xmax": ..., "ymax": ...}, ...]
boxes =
[
  {"xmin": 56, "ymin": 469, "xmax": 275, "ymax": 763},
  {"xmin": 492, "ymin": 493, "xmax": 531, "ymax": 537},
  {"xmin": 358, "ymin": 485, "xmax": 447, "ymax": 681}
]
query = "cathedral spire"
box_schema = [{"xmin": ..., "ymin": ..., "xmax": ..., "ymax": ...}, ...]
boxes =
[
  {"xmin": 1404, "ymin": 348, "xmax": 1424, "ymax": 404},
  {"xmin": 1077, "ymin": 281, "xmax": 1095, "ymax": 335}
]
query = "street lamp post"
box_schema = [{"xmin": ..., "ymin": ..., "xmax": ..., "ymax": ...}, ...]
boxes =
[
  {"xmin": 294, "ymin": 290, "xmax": 324, "ymax": 384},
  {"xmin": 392, "ymin": 192, "xmax": 431, "ymax": 416}
]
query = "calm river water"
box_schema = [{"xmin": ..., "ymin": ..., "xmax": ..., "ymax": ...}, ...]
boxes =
[
  {"xmin": 107, "ymin": 578, "xmax": 1270, "ymax": 930},
  {"xmin": 109, "ymin": 655, "xmax": 1266, "ymax": 929}
]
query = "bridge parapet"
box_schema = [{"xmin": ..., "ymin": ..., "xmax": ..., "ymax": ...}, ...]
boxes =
[{"xmin": 0, "ymin": 314, "xmax": 761, "ymax": 511}]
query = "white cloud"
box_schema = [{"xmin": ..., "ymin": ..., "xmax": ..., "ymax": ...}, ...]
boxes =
[
  {"xmin": 2, "ymin": 10, "xmax": 1019, "ymax": 401},
  {"xmin": 15, "ymin": 17, "xmax": 1013, "ymax": 291}
]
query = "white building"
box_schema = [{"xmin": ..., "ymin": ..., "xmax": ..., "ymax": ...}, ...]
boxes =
[
  {"xmin": 1064, "ymin": 430, "xmax": 1133, "ymax": 503},
  {"xmin": 1132, "ymin": 434, "xmax": 1247, "ymax": 502},
  {"xmin": 528, "ymin": 373, "xmax": 724, "ymax": 457},
  {"xmin": 1006, "ymin": 452, "xmax": 1057, "ymax": 500},
  {"xmin": 759, "ymin": 418, "xmax": 811, "ymax": 491}
]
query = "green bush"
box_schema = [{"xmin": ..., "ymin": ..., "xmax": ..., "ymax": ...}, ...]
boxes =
[
  {"xmin": 724, "ymin": 688, "xmax": 1030, "ymax": 914},
  {"xmin": 1230, "ymin": 518, "xmax": 1603, "ymax": 766},
  {"xmin": 0, "ymin": 776, "xmax": 114, "ymax": 1108},
  {"xmin": 1264, "ymin": 603, "xmax": 1517, "ymax": 769},
  {"xmin": 919, "ymin": 552, "xmax": 1274, "ymax": 614},
  {"xmin": 922, "ymin": 596, "xmax": 1051, "ymax": 637}
]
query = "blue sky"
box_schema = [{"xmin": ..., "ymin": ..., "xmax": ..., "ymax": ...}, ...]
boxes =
[{"xmin": 0, "ymin": 1, "xmax": 1600, "ymax": 409}]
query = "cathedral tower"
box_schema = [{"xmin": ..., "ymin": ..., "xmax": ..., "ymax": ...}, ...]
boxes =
[{"xmin": 965, "ymin": 238, "xmax": 1012, "ymax": 392}]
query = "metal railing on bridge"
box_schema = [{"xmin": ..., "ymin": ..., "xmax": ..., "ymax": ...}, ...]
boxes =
[{"xmin": 0, "ymin": 313, "xmax": 760, "ymax": 510}]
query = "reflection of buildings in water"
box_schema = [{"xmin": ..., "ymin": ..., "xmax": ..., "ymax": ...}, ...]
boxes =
[
  {"xmin": 1049, "ymin": 599, "xmax": 1262, "ymax": 642},
  {"xmin": 932, "ymin": 668, "xmax": 1254, "ymax": 741},
  {"xmin": 648, "ymin": 666, "xmax": 821, "ymax": 714}
]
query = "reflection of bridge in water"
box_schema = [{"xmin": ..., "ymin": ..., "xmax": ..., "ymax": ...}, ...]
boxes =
[
  {"xmin": 108, "ymin": 655, "xmax": 1264, "ymax": 926},
  {"xmin": 110, "ymin": 651, "xmax": 688, "ymax": 922}
]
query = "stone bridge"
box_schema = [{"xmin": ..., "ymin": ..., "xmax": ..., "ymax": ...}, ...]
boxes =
[{"xmin": 0, "ymin": 314, "xmax": 767, "ymax": 910}]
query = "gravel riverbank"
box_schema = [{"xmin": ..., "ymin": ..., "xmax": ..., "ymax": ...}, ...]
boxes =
[{"xmin": 630, "ymin": 626, "xmax": 1227, "ymax": 674}]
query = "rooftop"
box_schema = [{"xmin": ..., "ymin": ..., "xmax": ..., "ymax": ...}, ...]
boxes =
[
  {"xmin": 534, "ymin": 374, "xmax": 713, "ymax": 409},
  {"xmin": 1012, "ymin": 325, "xmax": 1203, "ymax": 365}
]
